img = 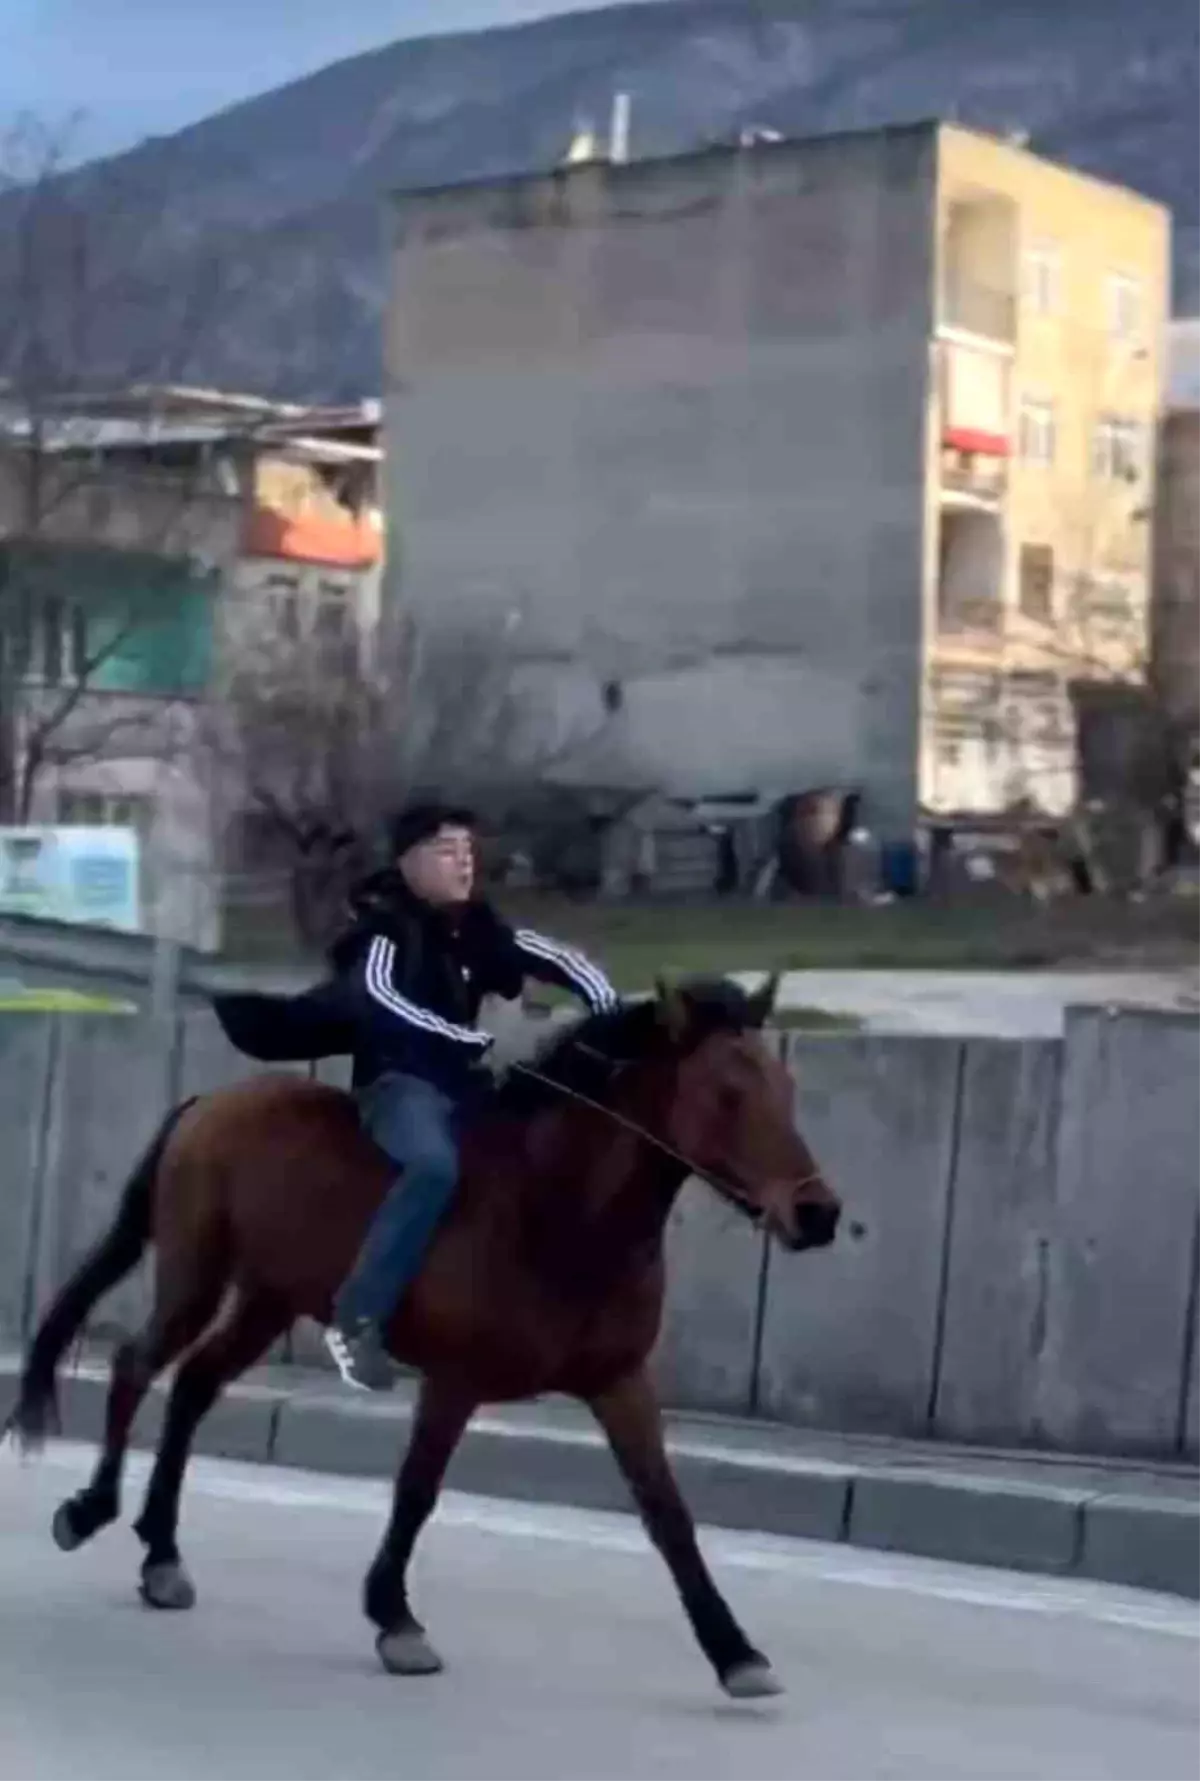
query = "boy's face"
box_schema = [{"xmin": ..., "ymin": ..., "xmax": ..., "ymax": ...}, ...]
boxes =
[{"xmin": 399, "ymin": 823, "xmax": 476, "ymax": 907}]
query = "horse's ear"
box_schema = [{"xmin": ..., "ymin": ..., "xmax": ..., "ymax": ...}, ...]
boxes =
[
  {"xmin": 655, "ymin": 978, "xmax": 689, "ymax": 1044},
  {"xmin": 748, "ymin": 970, "xmax": 782, "ymax": 1028}
]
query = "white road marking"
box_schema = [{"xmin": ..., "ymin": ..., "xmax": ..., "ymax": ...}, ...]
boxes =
[{"xmin": 10, "ymin": 1440, "xmax": 1198, "ymax": 1643}]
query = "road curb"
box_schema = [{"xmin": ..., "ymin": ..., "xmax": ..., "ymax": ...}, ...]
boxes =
[{"xmin": 8, "ymin": 1363, "xmax": 1198, "ymax": 1601}]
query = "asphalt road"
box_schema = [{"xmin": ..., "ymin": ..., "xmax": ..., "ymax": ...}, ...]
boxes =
[{"xmin": 1, "ymin": 1444, "xmax": 1196, "ymax": 1781}]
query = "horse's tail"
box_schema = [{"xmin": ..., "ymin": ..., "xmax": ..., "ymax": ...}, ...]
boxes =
[{"xmin": 4, "ymin": 1096, "xmax": 198, "ymax": 1452}]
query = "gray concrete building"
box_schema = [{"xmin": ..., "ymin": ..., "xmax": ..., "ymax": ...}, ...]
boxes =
[{"xmin": 384, "ymin": 121, "xmax": 1167, "ymax": 844}]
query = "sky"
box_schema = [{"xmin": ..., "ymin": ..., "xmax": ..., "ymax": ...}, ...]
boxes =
[{"xmin": 1, "ymin": 0, "xmax": 664, "ymax": 161}]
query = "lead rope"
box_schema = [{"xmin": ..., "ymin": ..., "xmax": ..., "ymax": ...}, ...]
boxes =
[{"xmin": 507, "ymin": 1057, "xmax": 823, "ymax": 1219}]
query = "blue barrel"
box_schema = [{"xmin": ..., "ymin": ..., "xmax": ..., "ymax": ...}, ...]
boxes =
[{"xmin": 879, "ymin": 839, "xmax": 920, "ymax": 898}]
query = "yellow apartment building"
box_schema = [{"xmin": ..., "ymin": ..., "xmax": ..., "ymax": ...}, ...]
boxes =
[
  {"xmin": 927, "ymin": 125, "xmax": 1170, "ymax": 817},
  {"xmin": 386, "ymin": 121, "xmax": 1170, "ymax": 839}
]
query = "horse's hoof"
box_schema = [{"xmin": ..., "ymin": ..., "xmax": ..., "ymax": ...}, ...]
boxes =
[
  {"xmin": 376, "ymin": 1625, "xmax": 444, "ymax": 1676},
  {"xmin": 4, "ymin": 1396, "xmax": 59, "ymax": 1456},
  {"xmin": 51, "ymin": 1501, "xmax": 84, "ymax": 1552},
  {"xmin": 6, "ymin": 1416, "xmax": 44, "ymax": 1457},
  {"xmin": 139, "ymin": 1561, "xmax": 197, "ymax": 1612},
  {"xmin": 722, "ymin": 1659, "xmax": 785, "ymax": 1700}
]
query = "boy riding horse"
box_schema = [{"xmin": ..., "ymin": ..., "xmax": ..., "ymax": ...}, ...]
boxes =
[{"xmin": 223, "ymin": 803, "xmax": 617, "ymax": 1391}]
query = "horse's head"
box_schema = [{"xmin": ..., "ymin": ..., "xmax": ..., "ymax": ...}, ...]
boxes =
[{"xmin": 652, "ymin": 975, "xmax": 841, "ymax": 1254}]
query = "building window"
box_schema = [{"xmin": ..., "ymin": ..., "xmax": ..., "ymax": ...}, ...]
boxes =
[
  {"xmin": 1105, "ymin": 272, "xmax": 1141, "ymax": 342},
  {"xmin": 262, "ymin": 572, "xmax": 301, "ymax": 642},
  {"xmin": 1023, "ymin": 243, "xmax": 1060, "ymax": 316},
  {"xmin": 315, "ymin": 578, "xmax": 350, "ymax": 643},
  {"xmin": 1018, "ymin": 543, "xmax": 1055, "ymax": 621},
  {"xmin": 32, "ymin": 598, "xmax": 87, "ymax": 686},
  {"xmin": 1093, "ymin": 414, "xmax": 1143, "ymax": 482},
  {"xmin": 937, "ymin": 509, "xmax": 1005, "ymax": 634},
  {"xmin": 57, "ymin": 790, "xmax": 150, "ymax": 832},
  {"xmin": 1018, "ymin": 397, "xmax": 1056, "ymax": 465},
  {"xmin": 58, "ymin": 790, "xmax": 105, "ymax": 826}
]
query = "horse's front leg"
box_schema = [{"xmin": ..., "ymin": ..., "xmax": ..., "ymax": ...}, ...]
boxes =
[
  {"xmin": 588, "ymin": 1368, "xmax": 783, "ymax": 1699},
  {"xmin": 364, "ymin": 1375, "xmax": 475, "ymax": 1676}
]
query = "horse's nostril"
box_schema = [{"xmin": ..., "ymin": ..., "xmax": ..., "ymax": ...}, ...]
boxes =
[{"xmin": 795, "ymin": 1200, "xmax": 840, "ymax": 1248}]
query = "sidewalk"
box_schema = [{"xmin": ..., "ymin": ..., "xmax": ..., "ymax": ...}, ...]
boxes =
[{"xmin": 4, "ymin": 1355, "xmax": 1196, "ymax": 1601}]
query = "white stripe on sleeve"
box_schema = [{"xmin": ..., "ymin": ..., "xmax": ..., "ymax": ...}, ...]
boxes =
[
  {"xmin": 365, "ymin": 936, "xmax": 491, "ymax": 1049},
  {"xmin": 514, "ymin": 929, "xmax": 618, "ymax": 1011}
]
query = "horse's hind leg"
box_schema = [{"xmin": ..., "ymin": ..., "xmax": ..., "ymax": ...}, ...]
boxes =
[
  {"xmin": 132, "ymin": 1288, "xmax": 288, "ymax": 1611},
  {"xmin": 52, "ymin": 1245, "xmax": 227, "ymax": 1556}
]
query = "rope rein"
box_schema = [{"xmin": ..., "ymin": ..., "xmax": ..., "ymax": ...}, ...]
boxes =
[{"xmin": 508, "ymin": 1050, "xmax": 822, "ymax": 1221}]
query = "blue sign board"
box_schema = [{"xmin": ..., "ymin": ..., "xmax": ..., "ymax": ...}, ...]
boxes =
[{"xmin": 0, "ymin": 827, "xmax": 142, "ymax": 932}]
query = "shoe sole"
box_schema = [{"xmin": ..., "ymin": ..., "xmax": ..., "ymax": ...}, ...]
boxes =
[{"xmin": 323, "ymin": 1331, "xmax": 394, "ymax": 1394}]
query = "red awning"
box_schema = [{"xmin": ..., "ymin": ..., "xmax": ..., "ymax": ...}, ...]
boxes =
[
  {"xmin": 242, "ymin": 505, "xmax": 381, "ymax": 568},
  {"xmin": 943, "ymin": 425, "xmax": 1010, "ymax": 457}
]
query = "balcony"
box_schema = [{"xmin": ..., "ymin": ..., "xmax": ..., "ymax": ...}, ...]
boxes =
[
  {"xmin": 940, "ymin": 443, "xmax": 1008, "ymax": 507},
  {"xmin": 937, "ymin": 335, "xmax": 1011, "ymax": 505},
  {"xmin": 940, "ymin": 274, "xmax": 1017, "ymax": 343},
  {"xmin": 939, "ymin": 192, "xmax": 1019, "ymax": 345}
]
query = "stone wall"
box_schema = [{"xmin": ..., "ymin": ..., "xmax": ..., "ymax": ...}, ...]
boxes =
[{"xmin": 2, "ymin": 1005, "xmax": 1196, "ymax": 1459}]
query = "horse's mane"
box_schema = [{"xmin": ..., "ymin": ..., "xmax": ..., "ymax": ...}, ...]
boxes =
[{"xmin": 496, "ymin": 976, "xmax": 763, "ymax": 1119}]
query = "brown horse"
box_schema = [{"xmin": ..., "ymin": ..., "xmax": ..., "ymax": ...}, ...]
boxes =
[{"xmin": 6, "ymin": 976, "xmax": 841, "ymax": 1698}]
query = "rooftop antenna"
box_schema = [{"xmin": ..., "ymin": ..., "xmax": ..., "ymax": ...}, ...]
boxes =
[{"xmin": 610, "ymin": 90, "xmax": 631, "ymax": 164}]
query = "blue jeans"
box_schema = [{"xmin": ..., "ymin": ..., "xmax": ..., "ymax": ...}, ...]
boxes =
[{"xmin": 335, "ymin": 1072, "xmax": 461, "ymax": 1327}]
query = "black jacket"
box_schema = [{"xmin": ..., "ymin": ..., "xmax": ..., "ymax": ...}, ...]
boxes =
[{"xmin": 213, "ymin": 874, "xmax": 617, "ymax": 1095}]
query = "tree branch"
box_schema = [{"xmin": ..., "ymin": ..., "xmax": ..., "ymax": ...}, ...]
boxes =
[{"xmin": 0, "ymin": 108, "xmax": 283, "ymax": 823}]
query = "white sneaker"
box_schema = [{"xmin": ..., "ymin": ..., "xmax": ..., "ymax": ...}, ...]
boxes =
[{"xmin": 322, "ymin": 1321, "xmax": 395, "ymax": 1393}]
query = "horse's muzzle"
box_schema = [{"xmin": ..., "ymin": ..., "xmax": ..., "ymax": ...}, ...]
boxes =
[{"xmin": 783, "ymin": 1198, "xmax": 841, "ymax": 1253}]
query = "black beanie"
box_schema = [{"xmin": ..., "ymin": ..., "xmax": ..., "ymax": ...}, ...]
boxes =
[{"xmin": 387, "ymin": 802, "xmax": 478, "ymax": 859}]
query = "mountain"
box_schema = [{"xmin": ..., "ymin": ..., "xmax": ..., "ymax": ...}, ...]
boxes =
[{"xmin": 14, "ymin": 0, "xmax": 1200, "ymax": 397}]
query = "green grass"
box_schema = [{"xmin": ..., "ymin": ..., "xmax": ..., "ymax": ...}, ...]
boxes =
[
  {"xmin": 492, "ymin": 893, "xmax": 1200, "ymax": 990},
  {"xmin": 0, "ymin": 986, "xmax": 135, "ymax": 1014},
  {"xmin": 759, "ymin": 1005, "xmax": 862, "ymax": 1032},
  {"xmin": 220, "ymin": 889, "xmax": 1200, "ymax": 986}
]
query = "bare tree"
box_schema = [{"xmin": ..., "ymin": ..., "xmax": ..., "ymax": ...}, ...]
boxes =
[
  {"xmin": 207, "ymin": 598, "xmax": 617, "ymax": 946},
  {"xmin": 0, "ymin": 112, "xmax": 240, "ymax": 824}
]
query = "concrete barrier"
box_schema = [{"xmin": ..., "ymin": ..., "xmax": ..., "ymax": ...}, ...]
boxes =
[
  {"xmin": 755, "ymin": 1035, "xmax": 962, "ymax": 1436},
  {"xmin": 313, "ymin": 1056, "xmax": 352, "ymax": 1090},
  {"xmin": 932, "ymin": 1038, "xmax": 1063, "ymax": 1446},
  {"xmin": 652, "ymin": 1189, "xmax": 766, "ymax": 1415},
  {"xmin": 3, "ymin": 1007, "xmax": 1198, "ymax": 1461},
  {"xmin": 177, "ymin": 1006, "xmax": 255, "ymax": 1098},
  {"xmin": 177, "ymin": 1007, "xmax": 309, "ymax": 1099},
  {"xmin": 33, "ymin": 1015, "xmax": 178, "ymax": 1341},
  {"xmin": 1036, "ymin": 1009, "xmax": 1200, "ymax": 1457},
  {"xmin": 176, "ymin": 1008, "xmax": 316, "ymax": 1368},
  {"xmin": 0, "ymin": 1017, "xmax": 58, "ymax": 1342}
]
